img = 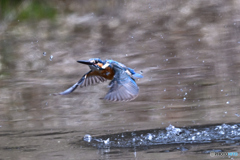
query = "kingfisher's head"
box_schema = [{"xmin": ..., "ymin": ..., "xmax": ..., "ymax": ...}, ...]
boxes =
[{"xmin": 77, "ymin": 58, "xmax": 109, "ymax": 70}]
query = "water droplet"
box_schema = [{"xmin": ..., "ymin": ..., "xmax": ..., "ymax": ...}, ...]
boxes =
[
  {"xmin": 166, "ymin": 124, "xmax": 175, "ymax": 131},
  {"xmin": 178, "ymin": 72, "xmax": 180, "ymax": 75},
  {"xmin": 84, "ymin": 134, "xmax": 92, "ymax": 142},
  {"xmin": 226, "ymin": 101, "xmax": 230, "ymax": 104},
  {"xmin": 104, "ymin": 138, "xmax": 110, "ymax": 144},
  {"xmin": 146, "ymin": 133, "xmax": 153, "ymax": 140},
  {"xmin": 231, "ymin": 125, "xmax": 237, "ymax": 129},
  {"xmin": 185, "ymin": 92, "xmax": 187, "ymax": 96},
  {"xmin": 50, "ymin": 55, "xmax": 53, "ymax": 61},
  {"xmin": 202, "ymin": 60, "xmax": 205, "ymax": 63},
  {"xmin": 235, "ymin": 113, "xmax": 240, "ymax": 117},
  {"xmin": 164, "ymin": 88, "xmax": 166, "ymax": 92},
  {"xmin": 166, "ymin": 59, "xmax": 168, "ymax": 61},
  {"xmin": 43, "ymin": 52, "xmax": 47, "ymax": 56},
  {"xmin": 198, "ymin": 39, "xmax": 201, "ymax": 41},
  {"xmin": 221, "ymin": 89, "xmax": 223, "ymax": 92},
  {"xmin": 183, "ymin": 97, "xmax": 186, "ymax": 101},
  {"xmin": 132, "ymin": 138, "xmax": 135, "ymax": 142}
]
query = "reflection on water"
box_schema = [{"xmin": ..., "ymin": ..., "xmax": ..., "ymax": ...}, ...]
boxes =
[{"xmin": 1, "ymin": 0, "xmax": 240, "ymax": 159}]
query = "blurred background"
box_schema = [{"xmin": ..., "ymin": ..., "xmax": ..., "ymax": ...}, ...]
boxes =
[{"xmin": 0, "ymin": 0, "xmax": 240, "ymax": 159}]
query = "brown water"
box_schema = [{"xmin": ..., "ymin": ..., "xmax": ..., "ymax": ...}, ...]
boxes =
[{"xmin": 1, "ymin": 0, "xmax": 240, "ymax": 159}]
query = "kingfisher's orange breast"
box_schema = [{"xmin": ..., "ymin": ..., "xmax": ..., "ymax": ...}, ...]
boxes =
[
  {"xmin": 100, "ymin": 66, "xmax": 114, "ymax": 80},
  {"xmin": 96, "ymin": 63, "xmax": 114, "ymax": 80},
  {"xmin": 88, "ymin": 63, "xmax": 114, "ymax": 80}
]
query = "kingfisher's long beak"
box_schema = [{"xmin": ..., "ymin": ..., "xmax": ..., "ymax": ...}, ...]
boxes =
[{"xmin": 77, "ymin": 60, "xmax": 94, "ymax": 65}]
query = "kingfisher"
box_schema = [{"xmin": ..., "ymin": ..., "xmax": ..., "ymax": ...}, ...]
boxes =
[{"xmin": 57, "ymin": 58, "xmax": 143, "ymax": 101}]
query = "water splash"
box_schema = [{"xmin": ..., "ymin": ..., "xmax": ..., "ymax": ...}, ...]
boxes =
[
  {"xmin": 83, "ymin": 124, "xmax": 240, "ymax": 149},
  {"xmin": 84, "ymin": 134, "xmax": 92, "ymax": 142}
]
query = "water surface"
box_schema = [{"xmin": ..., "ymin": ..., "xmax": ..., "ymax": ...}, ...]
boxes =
[{"xmin": 1, "ymin": 0, "xmax": 240, "ymax": 159}]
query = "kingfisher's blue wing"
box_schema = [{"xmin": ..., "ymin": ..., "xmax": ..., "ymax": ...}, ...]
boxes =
[
  {"xmin": 104, "ymin": 70, "xmax": 139, "ymax": 101},
  {"xmin": 79, "ymin": 74, "xmax": 107, "ymax": 87},
  {"xmin": 58, "ymin": 82, "xmax": 79, "ymax": 95},
  {"xmin": 58, "ymin": 71, "xmax": 107, "ymax": 95}
]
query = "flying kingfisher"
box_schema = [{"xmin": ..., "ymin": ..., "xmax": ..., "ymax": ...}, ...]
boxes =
[{"xmin": 57, "ymin": 58, "xmax": 143, "ymax": 101}]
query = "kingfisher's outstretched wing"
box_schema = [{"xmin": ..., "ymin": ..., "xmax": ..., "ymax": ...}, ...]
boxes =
[
  {"xmin": 104, "ymin": 70, "xmax": 139, "ymax": 101},
  {"xmin": 78, "ymin": 71, "xmax": 107, "ymax": 88},
  {"xmin": 58, "ymin": 71, "xmax": 107, "ymax": 95}
]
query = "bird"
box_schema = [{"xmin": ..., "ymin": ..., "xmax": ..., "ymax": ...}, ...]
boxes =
[{"xmin": 57, "ymin": 58, "xmax": 143, "ymax": 101}]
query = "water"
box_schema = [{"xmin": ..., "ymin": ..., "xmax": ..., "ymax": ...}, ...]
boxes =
[{"xmin": 1, "ymin": 0, "xmax": 240, "ymax": 159}]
